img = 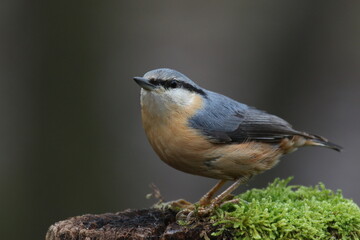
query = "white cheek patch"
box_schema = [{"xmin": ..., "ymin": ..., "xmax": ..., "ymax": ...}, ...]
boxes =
[
  {"xmin": 140, "ymin": 88, "xmax": 196, "ymax": 115},
  {"xmin": 163, "ymin": 88, "xmax": 195, "ymax": 106}
]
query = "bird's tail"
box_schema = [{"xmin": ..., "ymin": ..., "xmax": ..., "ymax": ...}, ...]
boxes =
[{"xmin": 304, "ymin": 134, "xmax": 342, "ymax": 152}]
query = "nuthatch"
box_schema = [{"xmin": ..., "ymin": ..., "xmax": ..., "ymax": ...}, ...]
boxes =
[{"xmin": 134, "ymin": 68, "xmax": 341, "ymax": 207}]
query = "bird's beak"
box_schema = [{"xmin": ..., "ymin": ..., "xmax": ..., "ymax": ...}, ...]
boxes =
[{"xmin": 133, "ymin": 77, "xmax": 156, "ymax": 91}]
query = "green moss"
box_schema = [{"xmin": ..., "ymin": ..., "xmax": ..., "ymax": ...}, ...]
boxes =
[{"xmin": 211, "ymin": 178, "xmax": 360, "ymax": 239}]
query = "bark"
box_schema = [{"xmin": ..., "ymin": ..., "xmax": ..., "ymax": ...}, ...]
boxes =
[{"xmin": 45, "ymin": 208, "xmax": 225, "ymax": 240}]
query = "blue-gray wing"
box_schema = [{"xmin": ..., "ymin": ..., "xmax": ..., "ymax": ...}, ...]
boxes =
[{"xmin": 189, "ymin": 91, "xmax": 304, "ymax": 144}]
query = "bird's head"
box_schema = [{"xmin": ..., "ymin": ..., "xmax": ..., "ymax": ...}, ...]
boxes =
[{"xmin": 134, "ymin": 68, "xmax": 206, "ymax": 114}]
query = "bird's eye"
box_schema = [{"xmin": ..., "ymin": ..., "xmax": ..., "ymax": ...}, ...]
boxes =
[{"xmin": 169, "ymin": 80, "xmax": 178, "ymax": 88}]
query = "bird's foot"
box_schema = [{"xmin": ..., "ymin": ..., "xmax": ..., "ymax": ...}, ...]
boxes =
[
  {"xmin": 168, "ymin": 199, "xmax": 194, "ymax": 210},
  {"xmin": 176, "ymin": 194, "xmax": 237, "ymax": 223},
  {"xmin": 176, "ymin": 205, "xmax": 214, "ymax": 223},
  {"xmin": 209, "ymin": 194, "xmax": 235, "ymax": 207},
  {"xmin": 153, "ymin": 199, "xmax": 194, "ymax": 211}
]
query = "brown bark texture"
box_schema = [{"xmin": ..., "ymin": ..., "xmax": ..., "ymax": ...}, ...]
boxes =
[{"xmin": 45, "ymin": 208, "xmax": 226, "ymax": 240}]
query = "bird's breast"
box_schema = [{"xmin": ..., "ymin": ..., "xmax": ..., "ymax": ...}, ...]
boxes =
[{"xmin": 141, "ymin": 94, "xmax": 214, "ymax": 175}]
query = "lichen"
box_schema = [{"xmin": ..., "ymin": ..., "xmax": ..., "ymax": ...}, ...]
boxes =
[{"xmin": 211, "ymin": 177, "xmax": 360, "ymax": 240}]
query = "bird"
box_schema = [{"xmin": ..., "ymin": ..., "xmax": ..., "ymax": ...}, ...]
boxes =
[{"xmin": 133, "ymin": 68, "xmax": 341, "ymax": 209}]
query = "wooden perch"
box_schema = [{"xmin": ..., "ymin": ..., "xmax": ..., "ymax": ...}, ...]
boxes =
[{"xmin": 45, "ymin": 208, "xmax": 222, "ymax": 240}]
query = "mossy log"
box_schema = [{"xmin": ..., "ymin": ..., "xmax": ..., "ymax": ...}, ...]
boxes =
[
  {"xmin": 45, "ymin": 208, "xmax": 222, "ymax": 240},
  {"xmin": 46, "ymin": 178, "xmax": 360, "ymax": 240}
]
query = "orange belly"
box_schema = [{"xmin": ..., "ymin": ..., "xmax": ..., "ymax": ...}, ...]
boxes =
[{"xmin": 141, "ymin": 96, "xmax": 285, "ymax": 180}]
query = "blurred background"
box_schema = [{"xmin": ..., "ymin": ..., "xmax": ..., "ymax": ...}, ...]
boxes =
[{"xmin": 1, "ymin": 1, "xmax": 359, "ymax": 239}]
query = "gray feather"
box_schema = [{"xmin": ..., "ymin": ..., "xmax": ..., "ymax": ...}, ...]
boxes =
[{"xmin": 189, "ymin": 90, "xmax": 303, "ymax": 144}]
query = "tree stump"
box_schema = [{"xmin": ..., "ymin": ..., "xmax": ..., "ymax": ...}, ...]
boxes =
[{"xmin": 45, "ymin": 208, "xmax": 223, "ymax": 240}]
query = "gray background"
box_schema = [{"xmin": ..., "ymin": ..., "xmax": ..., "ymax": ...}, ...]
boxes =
[{"xmin": 1, "ymin": 1, "xmax": 359, "ymax": 239}]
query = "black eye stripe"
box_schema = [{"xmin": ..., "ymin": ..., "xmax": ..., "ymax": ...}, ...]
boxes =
[
  {"xmin": 148, "ymin": 78, "xmax": 206, "ymax": 96},
  {"xmin": 149, "ymin": 79, "xmax": 179, "ymax": 88},
  {"xmin": 182, "ymin": 83, "xmax": 206, "ymax": 96}
]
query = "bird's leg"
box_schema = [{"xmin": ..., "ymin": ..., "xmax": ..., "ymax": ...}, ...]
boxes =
[
  {"xmin": 176, "ymin": 180, "xmax": 226, "ymax": 221},
  {"xmin": 176, "ymin": 177, "xmax": 249, "ymax": 222},
  {"xmin": 210, "ymin": 176, "xmax": 249, "ymax": 207},
  {"xmin": 198, "ymin": 179, "xmax": 227, "ymax": 206}
]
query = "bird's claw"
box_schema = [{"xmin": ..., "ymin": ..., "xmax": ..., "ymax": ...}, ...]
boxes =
[
  {"xmin": 176, "ymin": 195, "xmax": 242, "ymax": 223},
  {"xmin": 176, "ymin": 205, "xmax": 215, "ymax": 223}
]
